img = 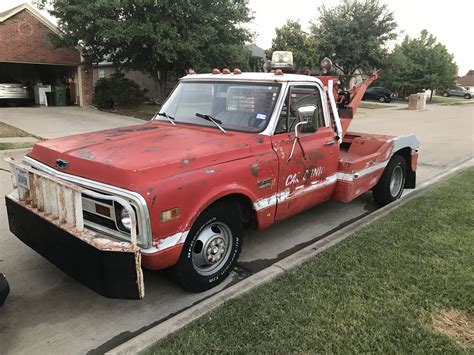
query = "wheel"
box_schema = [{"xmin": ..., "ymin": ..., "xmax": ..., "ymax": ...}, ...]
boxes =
[
  {"xmin": 464, "ymin": 94, "xmax": 471, "ymax": 99},
  {"xmin": 442, "ymin": 92, "xmax": 449, "ymax": 97},
  {"xmin": 373, "ymin": 155, "xmax": 406, "ymax": 206},
  {"xmin": 378, "ymin": 96, "xmax": 386, "ymax": 103},
  {"xmin": 172, "ymin": 202, "xmax": 243, "ymax": 292}
]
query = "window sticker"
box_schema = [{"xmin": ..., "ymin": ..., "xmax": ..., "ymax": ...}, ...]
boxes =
[{"xmin": 256, "ymin": 113, "xmax": 267, "ymax": 120}]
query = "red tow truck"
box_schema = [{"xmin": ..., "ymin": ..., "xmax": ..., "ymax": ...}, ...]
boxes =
[{"xmin": 5, "ymin": 59, "xmax": 419, "ymax": 299}]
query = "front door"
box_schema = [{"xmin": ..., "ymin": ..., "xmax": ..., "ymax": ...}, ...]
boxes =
[{"xmin": 271, "ymin": 84, "xmax": 339, "ymax": 220}]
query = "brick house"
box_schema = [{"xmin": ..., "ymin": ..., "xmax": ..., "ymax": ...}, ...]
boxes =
[
  {"xmin": 457, "ymin": 72, "xmax": 474, "ymax": 91},
  {"xmin": 0, "ymin": 3, "xmax": 94, "ymax": 106}
]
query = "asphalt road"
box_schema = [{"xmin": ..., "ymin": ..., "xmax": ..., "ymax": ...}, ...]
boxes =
[{"xmin": 0, "ymin": 103, "xmax": 472, "ymax": 354}]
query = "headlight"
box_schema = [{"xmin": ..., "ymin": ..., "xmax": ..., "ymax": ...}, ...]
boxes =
[{"xmin": 118, "ymin": 207, "xmax": 132, "ymax": 232}]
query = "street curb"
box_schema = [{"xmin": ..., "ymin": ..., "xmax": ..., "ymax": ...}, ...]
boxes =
[{"xmin": 107, "ymin": 158, "xmax": 473, "ymax": 355}]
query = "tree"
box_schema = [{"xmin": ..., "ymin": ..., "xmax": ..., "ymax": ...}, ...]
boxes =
[
  {"xmin": 35, "ymin": 0, "xmax": 253, "ymax": 101},
  {"xmin": 270, "ymin": 20, "xmax": 316, "ymax": 70},
  {"xmin": 467, "ymin": 70, "xmax": 474, "ymax": 76},
  {"xmin": 380, "ymin": 30, "xmax": 457, "ymax": 100},
  {"xmin": 310, "ymin": 0, "xmax": 397, "ymax": 83}
]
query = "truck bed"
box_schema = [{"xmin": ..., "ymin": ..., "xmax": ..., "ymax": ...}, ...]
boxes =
[{"xmin": 332, "ymin": 132, "xmax": 396, "ymax": 202}]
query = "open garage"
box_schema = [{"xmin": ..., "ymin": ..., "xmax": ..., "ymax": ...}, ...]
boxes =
[{"xmin": 0, "ymin": 3, "xmax": 92, "ymax": 107}]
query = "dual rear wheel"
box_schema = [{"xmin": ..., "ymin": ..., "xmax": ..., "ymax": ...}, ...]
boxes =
[{"xmin": 373, "ymin": 155, "xmax": 406, "ymax": 206}]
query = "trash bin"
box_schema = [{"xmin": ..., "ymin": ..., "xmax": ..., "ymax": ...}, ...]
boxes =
[{"xmin": 53, "ymin": 86, "xmax": 67, "ymax": 106}]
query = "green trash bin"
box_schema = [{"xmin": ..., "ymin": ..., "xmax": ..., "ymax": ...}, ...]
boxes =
[{"xmin": 53, "ymin": 86, "xmax": 67, "ymax": 106}]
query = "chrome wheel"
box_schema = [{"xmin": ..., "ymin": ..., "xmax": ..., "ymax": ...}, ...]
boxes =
[
  {"xmin": 390, "ymin": 165, "xmax": 404, "ymax": 197},
  {"xmin": 192, "ymin": 222, "xmax": 233, "ymax": 276}
]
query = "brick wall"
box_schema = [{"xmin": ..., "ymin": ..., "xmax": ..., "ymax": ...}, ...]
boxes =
[
  {"xmin": 80, "ymin": 65, "xmax": 94, "ymax": 106},
  {"xmin": 92, "ymin": 66, "xmax": 180, "ymax": 100},
  {"xmin": 0, "ymin": 10, "xmax": 80, "ymax": 65}
]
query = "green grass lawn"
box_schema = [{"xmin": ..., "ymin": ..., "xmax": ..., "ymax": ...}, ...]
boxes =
[
  {"xmin": 429, "ymin": 96, "xmax": 474, "ymax": 106},
  {"xmin": 359, "ymin": 102, "xmax": 395, "ymax": 109},
  {"xmin": 394, "ymin": 96, "xmax": 473, "ymax": 106},
  {"xmin": 103, "ymin": 104, "xmax": 160, "ymax": 120},
  {"xmin": 0, "ymin": 121, "xmax": 33, "ymax": 138},
  {"xmin": 0, "ymin": 142, "xmax": 34, "ymax": 150},
  {"xmin": 150, "ymin": 168, "xmax": 474, "ymax": 353}
]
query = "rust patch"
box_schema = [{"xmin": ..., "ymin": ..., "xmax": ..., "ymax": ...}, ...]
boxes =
[
  {"xmin": 75, "ymin": 149, "xmax": 95, "ymax": 160},
  {"xmin": 250, "ymin": 164, "xmax": 259, "ymax": 177},
  {"xmin": 182, "ymin": 156, "xmax": 196, "ymax": 166},
  {"xmin": 431, "ymin": 309, "xmax": 474, "ymax": 348},
  {"xmin": 144, "ymin": 147, "xmax": 160, "ymax": 152}
]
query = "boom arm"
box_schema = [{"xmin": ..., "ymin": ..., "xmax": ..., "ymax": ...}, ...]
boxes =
[{"xmin": 337, "ymin": 70, "xmax": 380, "ymax": 136}]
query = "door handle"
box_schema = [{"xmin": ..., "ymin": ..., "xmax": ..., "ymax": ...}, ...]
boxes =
[{"xmin": 324, "ymin": 140, "xmax": 336, "ymax": 146}]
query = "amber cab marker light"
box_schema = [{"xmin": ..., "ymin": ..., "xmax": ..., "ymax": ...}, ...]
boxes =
[
  {"xmin": 222, "ymin": 68, "xmax": 231, "ymax": 74},
  {"xmin": 160, "ymin": 208, "xmax": 180, "ymax": 222},
  {"xmin": 212, "ymin": 68, "xmax": 221, "ymax": 74},
  {"xmin": 95, "ymin": 204, "xmax": 111, "ymax": 218},
  {"xmin": 274, "ymin": 69, "xmax": 283, "ymax": 75},
  {"xmin": 233, "ymin": 68, "xmax": 242, "ymax": 74}
]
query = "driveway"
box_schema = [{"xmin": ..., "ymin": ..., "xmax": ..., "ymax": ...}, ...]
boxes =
[
  {"xmin": 0, "ymin": 107, "xmax": 144, "ymax": 139},
  {"xmin": 0, "ymin": 104, "xmax": 472, "ymax": 354}
]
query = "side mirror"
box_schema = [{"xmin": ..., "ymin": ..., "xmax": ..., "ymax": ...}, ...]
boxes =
[{"xmin": 288, "ymin": 120, "xmax": 308, "ymax": 162}]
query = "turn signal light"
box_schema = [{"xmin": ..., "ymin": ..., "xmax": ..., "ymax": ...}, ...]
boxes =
[
  {"xmin": 233, "ymin": 68, "xmax": 242, "ymax": 74},
  {"xmin": 95, "ymin": 204, "xmax": 111, "ymax": 218},
  {"xmin": 160, "ymin": 208, "xmax": 180, "ymax": 222},
  {"xmin": 212, "ymin": 68, "xmax": 221, "ymax": 74}
]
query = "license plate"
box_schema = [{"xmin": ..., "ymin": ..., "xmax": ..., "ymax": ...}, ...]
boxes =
[
  {"xmin": 8, "ymin": 88, "xmax": 22, "ymax": 92},
  {"xmin": 15, "ymin": 168, "xmax": 30, "ymax": 190}
]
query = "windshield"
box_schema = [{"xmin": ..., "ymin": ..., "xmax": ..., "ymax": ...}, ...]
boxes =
[{"xmin": 157, "ymin": 81, "xmax": 282, "ymax": 133}]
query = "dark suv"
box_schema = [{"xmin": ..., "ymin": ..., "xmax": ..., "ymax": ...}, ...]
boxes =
[
  {"xmin": 441, "ymin": 86, "xmax": 472, "ymax": 99},
  {"xmin": 362, "ymin": 87, "xmax": 394, "ymax": 103}
]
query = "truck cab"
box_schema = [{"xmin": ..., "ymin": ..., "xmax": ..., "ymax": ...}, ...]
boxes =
[{"xmin": 6, "ymin": 70, "xmax": 419, "ymax": 299}]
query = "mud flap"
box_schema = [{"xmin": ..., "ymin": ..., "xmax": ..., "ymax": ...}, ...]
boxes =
[{"xmin": 6, "ymin": 196, "xmax": 144, "ymax": 300}]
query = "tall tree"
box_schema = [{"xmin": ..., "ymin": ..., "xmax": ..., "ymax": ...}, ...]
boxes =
[
  {"xmin": 35, "ymin": 0, "xmax": 253, "ymax": 100},
  {"xmin": 381, "ymin": 30, "xmax": 457, "ymax": 100},
  {"xmin": 270, "ymin": 20, "xmax": 316, "ymax": 70},
  {"xmin": 310, "ymin": 0, "xmax": 397, "ymax": 82}
]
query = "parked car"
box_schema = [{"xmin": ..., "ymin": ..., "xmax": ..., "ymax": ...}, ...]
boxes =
[
  {"xmin": 0, "ymin": 273, "xmax": 9, "ymax": 306},
  {"xmin": 441, "ymin": 86, "xmax": 472, "ymax": 99},
  {"xmin": 0, "ymin": 79, "xmax": 32, "ymax": 105},
  {"xmin": 362, "ymin": 86, "xmax": 394, "ymax": 103}
]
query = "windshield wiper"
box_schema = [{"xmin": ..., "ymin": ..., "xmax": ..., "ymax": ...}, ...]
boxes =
[
  {"xmin": 195, "ymin": 113, "xmax": 227, "ymax": 134},
  {"xmin": 154, "ymin": 112, "xmax": 176, "ymax": 126}
]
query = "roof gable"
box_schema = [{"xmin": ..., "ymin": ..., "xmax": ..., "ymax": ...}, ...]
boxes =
[
  {"xmin": 0, "ymin": 3, "xmax": 58, "ymax": 33},
  {"xmin": 457, "ymin": 75, "xmax": 474, "ymax": 87}
]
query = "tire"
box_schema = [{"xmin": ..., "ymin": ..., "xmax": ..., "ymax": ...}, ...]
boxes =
[
  {"xmin": 464, "ymin": 94, "xmax": 471, "ymax": 99},
  {"xmin": 373, "ymin": 155, "xmax": 406, "ymax": 206},
  {"xmin": 172, "ymin": 202, "xmax": 243, "ymax": 292},
  {"xmin": 378, "ymin": 96, "xmax": 386, "ymax": 103},
  {"xmin": 442, "ymin": 92, "xmax": 449, "ymax": 97}
]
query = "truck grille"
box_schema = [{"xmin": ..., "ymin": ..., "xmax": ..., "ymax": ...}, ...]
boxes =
[{"xmin": 7, "ymin": 157, "xmax": 139, "ymax": 246}]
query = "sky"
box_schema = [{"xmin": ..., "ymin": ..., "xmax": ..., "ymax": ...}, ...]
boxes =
[{"xmin": 1, "ymin": 0, "xmax": 472, "ymax": 75}]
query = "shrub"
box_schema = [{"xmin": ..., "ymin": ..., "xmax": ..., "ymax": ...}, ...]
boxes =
[{"xmin": 93, "ymin": 74, "xmax": 146, "ymax": 109}]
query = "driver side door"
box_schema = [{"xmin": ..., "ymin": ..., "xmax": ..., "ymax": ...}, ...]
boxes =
[{"xmin": 271, "ymin": 84, "xmax": 339, "ymax": 221}]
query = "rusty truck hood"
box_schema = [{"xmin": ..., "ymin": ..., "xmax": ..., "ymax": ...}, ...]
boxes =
[{"xmin": 27, "ymin": 122, "xmax": 253, "ymax": 191}]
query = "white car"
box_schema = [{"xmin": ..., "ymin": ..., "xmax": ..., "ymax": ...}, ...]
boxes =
[{"xmin": 0, "ymin": 80, "xmax": 31, "ymax": 104}]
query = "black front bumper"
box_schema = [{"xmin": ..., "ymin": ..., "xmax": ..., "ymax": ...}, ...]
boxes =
[{"xmin": 6, "ymin": 196, "xmax": 144, "ymax": 299}]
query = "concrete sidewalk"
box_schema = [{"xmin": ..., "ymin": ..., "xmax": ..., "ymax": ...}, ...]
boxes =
[{"xmin": 0, "ymin": 106, "xmax": 144, "ymax": 139}]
